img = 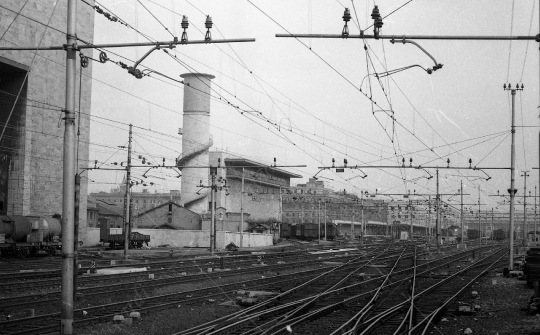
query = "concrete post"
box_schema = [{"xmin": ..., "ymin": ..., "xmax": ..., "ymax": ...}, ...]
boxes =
[
  {"xmin": 61, "ymin": 0, "xmax": 77, "ymax": 333},
  {"xmin": 179, "ymin": 73, "xmax": 215, "ymax": 214}
]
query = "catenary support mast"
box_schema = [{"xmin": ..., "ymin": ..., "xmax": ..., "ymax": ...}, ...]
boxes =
[{"xmin": 60, "ymin": 0, "xmax": 77, "ymax": 333}]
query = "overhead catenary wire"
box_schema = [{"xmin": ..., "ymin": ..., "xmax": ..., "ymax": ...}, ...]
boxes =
[
  {"xmin": 86, "ymin": 0, "xmax": 404, "ymax": 167},
  {"xmin": 14, "ymin": 1, "xmax": 524, "ymax": 201}
]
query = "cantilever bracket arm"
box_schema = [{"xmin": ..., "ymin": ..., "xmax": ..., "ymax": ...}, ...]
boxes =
[
  {"xmin": 352, "ymin": 166, "xmax": 368, "ymax": 178},
  {"xmin": 475, "ymin": 168, "xmax": 492, "ymax": 181},
  {"xmin": 416, "ymin": 166, "xmax": 433, "ymax": 180},
  {"xmin": 128, "ymin": 45, "xmax": 164, "ymax": 78},
  {"xmin": 390, "ymin": 37, "xmax": 443, "ymax": 73},
  {"xmin": 313, "ymin": 168, "xmax": 330, "ymax": 180}
]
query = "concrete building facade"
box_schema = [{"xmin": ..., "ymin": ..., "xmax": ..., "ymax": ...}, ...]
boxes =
[
  {"xmin": 0, "ymin": 2, "xmax": 94, "ymax": 235},
  {"xmin": 90, "ymin": 189, "xmax": 182, "ymax": 216},
  {"xmin": 133, "ymin": 201, "xmax": 201, "ymax": 230},
  {"xmin": 282, "ymin": 179, "xmax": 387, "ymax": 228},
  {"xmin": 209, "ymin": 150, "xmax": 302, "ymax": 231}
]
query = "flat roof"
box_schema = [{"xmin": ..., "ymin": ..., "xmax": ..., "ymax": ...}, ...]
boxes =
[{"xmin": 224, "ymin": 158, "xmax": 302, "ymax": 179}]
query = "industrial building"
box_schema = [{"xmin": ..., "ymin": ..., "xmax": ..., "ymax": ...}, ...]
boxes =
[
  {"xmin": 0, "ymin": 1, "xmax": 94, "ymax": 235},
  {"xmin": 282, "ymin": 178, "xmax": 388, "ymax": 236}
]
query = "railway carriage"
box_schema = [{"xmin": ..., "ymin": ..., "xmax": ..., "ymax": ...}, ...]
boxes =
[{"xmin": 0, "ymin": 215, "xmax": 62, "ymax": 257}]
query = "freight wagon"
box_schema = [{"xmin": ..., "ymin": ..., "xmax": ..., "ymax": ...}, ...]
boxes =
[
  {"xmin": 99, "ymin": 219, "xmax": 150, "ymax": 249},
  {"xmin": 493, "ymin": 229, "xmax": 506, "ymax": 241},
  {"xmin": 467, "ymin": 229, "xmax": 480, "ymax": 240},
  {"xmin": 0, "ymin": 215, "xmax": 62, "ymax": 257},
  {"xmin": 280, "ymin": 223, "xmax": 335, "ymax": 241}
]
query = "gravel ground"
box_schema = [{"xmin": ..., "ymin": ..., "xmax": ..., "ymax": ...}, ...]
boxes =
[{"xmin": 435, "ymin": 269, "xmax": 538, "ymax": 335}]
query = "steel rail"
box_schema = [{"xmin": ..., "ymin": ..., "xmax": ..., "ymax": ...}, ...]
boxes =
[
  {"xmin": 413, "ymin": 252, "xmax": 508, "ymax": 335},
  {"xmin": 0, "ymin": 247, "xmax": 397, "ymax": 334},
  {"xmin": 0, "ymin": 257, "xmax": 370, "ymax": 335},
  {"xmin": 392, "ymin": 246, "xmax": 417, "ymax": 335},
  {"xmin": 355, "ymin": 248, "xmax": 505, "ymax": 335},
  {"xmin": 259, "ymin": 247, "xmax": 492, "ymax": 335},
  {"xmin": 0, "ymin": 252, "xmax": 367, "ymax": 310},
  {"xmin": 252, "ymin": 245, "xmax": 402, "ymax": 335},
  {"xmin": 0, "ymin": 249, "xmax": 359, "ymax": 291},
  {"xmin": 192, "ymin": 246, "xmax": 401, "ymax": 335},
  {"xmin": 174, "ymin": 244, "xmax": 398, "ymax": 335},
  {"xmin": 1, "ymin": 244, "xmax": 360, "ymax": 281},
  {"xmin": 0, "ymin": 271, "xmax": 324, "ymax": 335},
  {"xmin": 328, "ymin": 247, "xmax": 411, "ymax": 335},
  {"xmin": 178, "ymin": 245, "xmax": 493, "ymax": 335}
]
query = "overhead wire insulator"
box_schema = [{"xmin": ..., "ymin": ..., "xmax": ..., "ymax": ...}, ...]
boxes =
[
  {"xmin": 371, "ymin": 5, "xmax": 383, "ymax": 39},
  {"xmin": 205, "ymin": 15, "xmax": 213, "ymax": 42},
  {"xmin": 342, "ymin": 8, "xmax": 351, "ymax": 37},
  {"xmin": 181, "ymin": 16, "xmax": 189, "ymax": 43},
  {"xmin": 79, "ymin": 53, "xmax": 89, "ymax": 68},
  {"xmin": 99, "ymin": 51, "xmax": 108, "ymax": 63}
]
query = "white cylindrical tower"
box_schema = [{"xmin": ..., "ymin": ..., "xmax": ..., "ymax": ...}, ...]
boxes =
[{"xmin": 178, "ymin": 73, "xmax": 215, "ymax": 214}]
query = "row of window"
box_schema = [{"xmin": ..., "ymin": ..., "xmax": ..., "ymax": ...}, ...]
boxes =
[{"xmin": 95, "ymin": 198, "xmax": 164, "ymax": 205}]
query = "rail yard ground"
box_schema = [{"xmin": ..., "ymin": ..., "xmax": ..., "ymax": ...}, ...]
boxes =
[
  {"xmin": 1, "ymin": 241, "xmax": 538, "ymax": 335},
  {"xmin": 77, "ymin": 270, "xmax": 539, "ymax": 335}
]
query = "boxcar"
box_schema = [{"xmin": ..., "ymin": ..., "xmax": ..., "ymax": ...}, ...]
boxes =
[
  {"xmin": 493, "ymin": 229, "xmax": 506, "ymax": 241},
  {"xmin": 467, "ymin": 229, "xmax": 480, "ymax": 240}
]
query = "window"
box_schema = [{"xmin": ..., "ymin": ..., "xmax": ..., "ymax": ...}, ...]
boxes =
[{"xmin": 168, "ymin": 203, "xmax": 173, "ymax": 212}]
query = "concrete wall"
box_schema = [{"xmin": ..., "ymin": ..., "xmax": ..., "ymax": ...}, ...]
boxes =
[
  {"xmin": 0, "ymin": 1, "xmax": 94, "ymax": 235},
  {"xmin": 83, "ymin": 227, "xmax": 273, "ymax": 249},
  {"xmin": 209, "ymin": 152, "xmax": 282, "ymax": 222},
  {"xmin": 133, "ymin": 203, "xmax": 201, "ymax": 229}
]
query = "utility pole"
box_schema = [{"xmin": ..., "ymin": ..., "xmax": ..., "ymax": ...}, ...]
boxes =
[
  {"xmin": 324, "ymin": 193, "xmax": 327, "ymax": 241},
  {"xmin": 478, "ymin": 185, "xmax": 481, "ymax": 245},
  {"xmin": 73, "ymin": 174, "xmax": 80, "ymax": 300},
  {"xmin": 123, "ymin": 124, "xmax": 133, "ymax": 259},
  {"xmin": 522, "ymin": 170, "xmax": 530, "ymax": 245},
  {"xmin": 240, "ymin": 167, "xmax": 244, "ymax": 248},
  {"xmin": 428, "ymin": 195, "xmax": 432, "ymax": 241},
  {"xmin": 504, "ymin": 82, "xmax": 523, "ymax": 270},
  {"xmin": 61, "ymin": 1, "xmax": 77, "ymax": 332},
  {"xmin": 350, "ymin": 208, "xmax": 355, "ymax": 240},
  {"xmin": 318, "ymin": 198, "xmax": 321, "ymax": 241},
  {"xmin": 360, "ymin": 191, "xmax": 364, "ymax": 245},
  {"xmin": 436, "ymin": 168, "xmax": 441, "ymax": 250},
  {"xmin": 492, "ymin": 208, "xmax": 494, "ymax": 241},
  {"xmin": 279, "ymin": 185, "xmax": 282, "ymax": 241},
  {"xmin": 210, "ymin": 166, "xmax": 217, "ymax": 253},
  {"xmin": 409, "ymin": 198, "xmax": 413, "ymax": 240},
  {"xmin": 461, "ymin": 181, "xmax": 464, "ymax": 244},
  {"xmin": 536, "ymin": 186, "xmax": 538, "ymax": 243}
]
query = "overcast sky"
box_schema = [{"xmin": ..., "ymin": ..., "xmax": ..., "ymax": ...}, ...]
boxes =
[{"xmin": 88, "ymin": 0, "xmax": 540, "ymax": 212}]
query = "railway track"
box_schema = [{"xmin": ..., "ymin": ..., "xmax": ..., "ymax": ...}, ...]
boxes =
[
  {"xmin": 0, "ymin": 248, "xmax": 367, "ymax": 293},
  {"xmin": 0, "ymin": 251, "xmax": 368, "ymax": 309},
  {"xmin": 0, "ymin": 243, "xmax": 378, "ymax": 280},
  {"xmin": 0, "ymin": 244, "xmax": 399, "ymax": 335},
  {"xmin": 172, "ymin": 244, "xmax": 498, "ymax": 335}
]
